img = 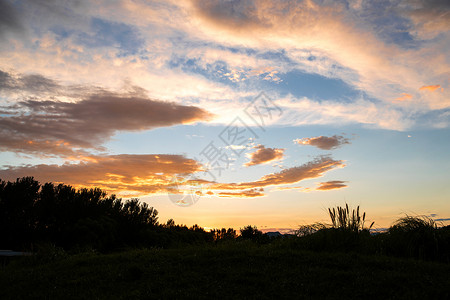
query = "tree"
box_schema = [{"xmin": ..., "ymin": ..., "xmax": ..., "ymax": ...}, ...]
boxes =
[
  {"xmin": 0, "ymin": 177, "xmax": 40, "ymax": 249},
  {"xmin": 240, "ymin": 225, "xmax": 263, "ymax": 241},
  {"xmin": 211, "ymin": 228, "xmax": 237, "ymax": 241}
]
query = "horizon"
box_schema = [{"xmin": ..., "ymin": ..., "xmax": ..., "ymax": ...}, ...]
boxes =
[{"xmin": 0, "ymin": 0, "xmax": 449, "ymax": 231}]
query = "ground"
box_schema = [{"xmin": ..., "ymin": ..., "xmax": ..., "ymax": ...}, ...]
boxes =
[{"xmin": 1, "ymin": 243, "xmax": 449, "ymax": 299}]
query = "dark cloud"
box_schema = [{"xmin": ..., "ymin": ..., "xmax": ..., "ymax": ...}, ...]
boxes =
[
  {"xmin": 244, "ymin": 144, "xmax": 284, "ymax": 166},
  {"xmin": 315, "ymin": 180, "xmax": 348, "ymax": 191},
  {"xmin": 0, "ymin": 154, "xmax": 203, "ymax": 196},
  {"xmin": 0, "ymin": 0, "xmax": 23, "ymax": 39},
  {"xmin": 294, "ymin": 135, "xmax": 350, "ymax": 150},
  {"xmin": 24, "ymin": 0, "xmax": 86, "ymax": 15},
  {"xmin": 190, "ymin": 0, "xmax": 267, "ymax": 31},
  {"xmin": 404, "ymin": 0, "xmax": 450, "ymax": 38},
  {"xmin": 0, "ymin": 71, "xmax": 214, "ymax": 156},
  {"xmin": 410, "ymin": 0, "xmax": 450, "ymax": 11},
  {"xmin": 0, "ymin": 70, "xmax": 60, "ymax": 93}
]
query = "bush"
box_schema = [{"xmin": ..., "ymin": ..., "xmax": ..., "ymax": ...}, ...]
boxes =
[
  {"xmin": 240, "ymin": 225, "xmax": 263, "ymax": 241},
  {"xmin": 383, "ymin": 216, "xmax": 444, "ymax": 260}
]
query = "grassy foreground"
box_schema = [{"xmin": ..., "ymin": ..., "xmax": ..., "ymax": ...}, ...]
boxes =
[{"xmin": 1, "ymin": 244, "xmax": 449, "ymax": 299}]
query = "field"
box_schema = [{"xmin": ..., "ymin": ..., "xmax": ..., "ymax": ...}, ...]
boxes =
[{"xmin": 1, "ymin": 243, "xmax": 449, "ymax": 299}]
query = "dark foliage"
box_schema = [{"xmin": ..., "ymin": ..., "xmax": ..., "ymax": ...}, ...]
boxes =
[
  {"xmin": 0, "ymin": 177, "xmax": 209, "ymax": 251},
  {"xmin": 286, "ymin": 206, "xmax": 450, "ymax": 262},
  {"xmin": 380, "ymin": 215, "xmax": 450, "ymax": 261},
  {"xmin": 1, "ymin": 177, "xmax": 449, "ymax": 263},
  {"xmin": 211, "ymin": 228, "xmax": 237, "ymax": 241}
]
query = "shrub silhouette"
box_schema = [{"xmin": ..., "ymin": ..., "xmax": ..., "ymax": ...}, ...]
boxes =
[
  {"xmin": 240, "ymin": 225, "xmax": 263, "ymax": 242},
  {"xmin": 211, "ymin": 228, "xmax": 237, "ymax": 241},
  {"xmin": 290, "ymin": 204, "xmax": 375, "ymax": 253},
  {"xmin": 383, "ymin": 215, "xmax": 447, "ymax": 260},
  {"xmin": 293, "ymin": 223, "xmax": 327, "ymax": 237}
]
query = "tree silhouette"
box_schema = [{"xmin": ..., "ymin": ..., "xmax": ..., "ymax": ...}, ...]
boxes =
[
  {"xmin": 0, "ymin": 177, "xmax": 160, "ymax": 251},
  {"xmin": 0, "ymin": 177, "xmax": 39, "ymax": 249},
  {"xmin": 211, "ymin": 228, "xmax": 237, "ymax": 241},
  {"xmin": 240, "ymin": 225, "xmax": 263, "ymax": 241}
]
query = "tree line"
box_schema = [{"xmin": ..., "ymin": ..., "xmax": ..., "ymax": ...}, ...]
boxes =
[
  {"xmin": 1, "ymin": 177, "xmax": 449, "ymax": 262},
  {"xmin": 0, "ymin": 177, "xmax": 268, "ymax": 252}
]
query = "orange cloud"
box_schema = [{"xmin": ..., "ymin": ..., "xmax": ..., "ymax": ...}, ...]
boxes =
[
  {"xmin": 395, "ymin": 93, "xmax": 413, "ymax": 101},
  {"xmin": 419, "ymin": 85, "xmax": 442, "ymax": 92},
  {"xmin": 244, "ymin": 144, "xmax": 285, "ymax": 166},
  {"xmin": 315, "ymin": 180, "xmax": 348, "ymax": 191},
  {"xmin": 0, "ymin": 154, "xmax": 203, "ymax": 196},
  {"xmin": 217, "ymin": 189, "xmax": 265, "ymax": 198},
  {"xmin": 0, "ymin": 154, "xmax": 345, "ymax": 198},
  {"xmin": 212, "ymin": 156, "xmax": 345, "ymax": 191},
  {"xmin": 272, "ymin": 185, "xmax": 304, "ymax": 191},
  {"xmin": 294, "ymin": 135, "xmax": 350, "ymax": 150}
]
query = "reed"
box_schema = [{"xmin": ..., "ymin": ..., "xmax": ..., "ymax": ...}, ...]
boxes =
[{"xmin": 328, "ymin": 203, "xmax": 374, "ymax": 232}]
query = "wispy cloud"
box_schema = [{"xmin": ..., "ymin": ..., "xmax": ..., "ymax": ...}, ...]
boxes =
[
  {"xmin": 244, "ymin": 144, "xmax": 284, "ymax": 167},
  {"xmin": 405, "ymin": 0, "xmax": 450, "ymax": 39},
  {"xmin": 1, "ymin": 0, "xmax": 448, "ymax": 131},
  {"xmin": 185, "ymin": 0, "xmax": 450, "ymax": 123},
  {"xmin": 294, "ymin": 135, "xmax": 350, "ymax": 150}
]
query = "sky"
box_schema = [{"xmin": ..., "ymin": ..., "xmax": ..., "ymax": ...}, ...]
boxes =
[{"xmin": 0, "ymin": 0, "xmax": 449, "ymax": 232}]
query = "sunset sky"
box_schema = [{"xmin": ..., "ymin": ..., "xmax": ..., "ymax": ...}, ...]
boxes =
[{"xmin": 1, "ymin": 0, "xmax": 449, "ymax": 231}]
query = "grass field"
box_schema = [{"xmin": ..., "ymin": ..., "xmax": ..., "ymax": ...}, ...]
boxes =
[{"xmin": 1, "ymin": 243, "xmax": 449, "ymax": 299}]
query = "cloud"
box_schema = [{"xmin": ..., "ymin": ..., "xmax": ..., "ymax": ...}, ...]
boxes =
[
  {"xmin": 1, "ymin": 1, "xmax": 448, "ymax": 132},
  {"xmin": 244, "ymin": 144, "xmax": 284, "ymax": 166},
  {"xmin": 0, "ymin": 154, "xmax": 203, "ymax": 196},
  {"xmin": 0, "ymin": 0, "xmax": 24, "ymax": 39},
  {"xmin": 275, "ymin": 96, "xmax": 415, "ymax": 131},
  {"xmin": 395, "ymin": 93, "xmax": 413, "ymax": 101},
  {"xmin": 212, "ymin": 156, "xmax": 345, "ymax": 191},
  {"xmin": 405, "ymin": 0, "xmax": 450, "ymax": 39},
  {"xmin": 272, "ymin": 185, "xmax": 304, "ymax": 191},
  {"xmin": 294, "ymin": 135, "xmax": 350, "ymax": 150},
  {"xmin": 419, "ymin": 85, "xmax": 442, "ymax": 92},
  {"xmin": 0, "ymin": 69, "xmax": 59, "ymax": 93},
  {"xmin": 435, "ymin": 218, "xmax": 450, "ymax": 222},
  {"xmin": 315, "ymin": 180, "xmax": 348, "ymax": 191},
  {"xmin": 217, "ymin": 189, "xmax": 265, "ymax": 198},
  {"xmin": 186, "ymin": 0, "xmax": 450, "ymax": 121},
  {"xmin": 0, "ymin": 74, "xmax": 214, "ymax": 156},
  {"xmin": 0, "ymin": 154, "xmax": 344, "ymax": 198}
]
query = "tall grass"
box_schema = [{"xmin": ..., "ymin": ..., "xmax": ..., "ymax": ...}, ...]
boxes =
[
  {"xmin": 328, "ymin": 204, "xmax": 374, "ymax": 232},
  {"xmin": 385, "ymin": 215, "xmax": 444, "ymax": 260},
  {"xmin": 293, "ymin": 223, "xmax": 327, "ymax": 237},
  {"xmin": 390, "ymin": 215, "xmax": 437, "ymax": 231}
]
